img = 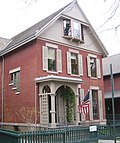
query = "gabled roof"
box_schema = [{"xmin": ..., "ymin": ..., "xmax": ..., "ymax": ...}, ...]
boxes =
[
  {"xmin": 0, "ymin": 0, "xmax": 75, "ymax": 56},
  {"xmin": 0, "ymin": 0, "xmax": 108, "ymax": 57}
]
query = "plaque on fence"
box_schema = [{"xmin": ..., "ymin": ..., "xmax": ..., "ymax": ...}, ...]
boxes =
[{"xmin": 89, "ymin": 126, "xmax": 97, "ymax": 132}]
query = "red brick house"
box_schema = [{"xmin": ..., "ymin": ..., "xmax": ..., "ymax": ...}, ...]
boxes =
[
  {"xmin": 0, "ymin": 0, "xmax": 108, "ymax": 129},
  {"xmin": 103, "ymin": 54, "xmax": 120, "ymax": 123}
]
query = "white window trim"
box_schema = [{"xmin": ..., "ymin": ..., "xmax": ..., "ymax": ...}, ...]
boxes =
[
  {"xmin": 67, "ymin": 50, "xmax": 83, "ymax": 76},
  {"xmin": 87, "ymin": 54, "xmax": 101, "ymax": 79},
  {"xmin": 69, "ymin": 49, "xmax": 79, "ymax": 54},
  {"xmin": 46, "ymin": 43, "xmax": 58, "ymax": 49},
  {"xmin": 90, "ymin": 86, "xmax": 99, "ymax": 90},
  {"xmin": 62, "ymin": 18, "xmax": 84, "ymax": 41},
  {"xmin": 9, "ymin": 67, "xmax": 20, "ymax": 74},
  {"xmin": 16, "ymin": 91, "xmax": 20, "ymax": 95},
  {"xmin": 12, "ymin": 87, "xmax": 17, "ymax": 90},
  {"xmin": 9, "ymin": 83, "xmax": 14, "ymax": 86},
  {"xmin": 88, "ymin": 54, "xmax": 97, "ymax": 58},
  {"xmin": 43, "ymin": 44, "xmax": 62, "ymax": 73},
  {"xmin": 89, "ymin": 87, "xmax": 103, "ymax": 121}
]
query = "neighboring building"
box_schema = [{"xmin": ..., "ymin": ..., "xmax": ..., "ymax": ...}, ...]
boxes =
[
  {"xmin": 103, "ymin": 54, "xmax": 120, "ymax": 122},
  {"xmin": 0, "ymin": 0, "xmax": 108, "ymax": 130},
  {"xmin": 0, "ymin": 37, "xmax": 10, "ymax": 51},
  {"xmin": 0, "ymin": 37, "xmax": 10, "ymax": 122}
]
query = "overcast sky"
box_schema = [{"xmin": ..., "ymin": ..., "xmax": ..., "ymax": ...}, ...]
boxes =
[{"xmin": 0, "ymin": 0, "xmax": 120, "ymax": 56}]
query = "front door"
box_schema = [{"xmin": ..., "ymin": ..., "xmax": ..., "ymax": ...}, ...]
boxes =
[{"xmin": 55, "ymin": 85, "xmax": 75, "ymax": 125}]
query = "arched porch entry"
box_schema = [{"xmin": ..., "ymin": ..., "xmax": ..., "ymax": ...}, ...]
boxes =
[
  {"xmin": 37, "ymin": 75, "xmax": 82, "ymax": 127},
  {"xmin": 55, "ymin": 85, "xmax": 75, "ymax": 125}
]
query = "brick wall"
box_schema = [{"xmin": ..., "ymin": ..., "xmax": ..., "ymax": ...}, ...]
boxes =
[{"xmin": 3, "ymin": 38, "xmax": 105, "ymax": 123}]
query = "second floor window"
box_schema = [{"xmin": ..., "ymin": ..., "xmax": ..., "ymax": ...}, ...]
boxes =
[
  {"xmin": 42, "ymin": 44, "xmax": 62, "ymax": 73},
  {"xmin": 48, "ymin": 47, "xmax": 56, "ymax": 71},
  {"xmin": 67, "ymin": 50, "xmax": 83, "ymax": 76},
  {"xmin": 71, "ymin": 52, "xmax": 78, "ymax": 75},
  {"xmin": 87, "ymin": 54, "xmax": 101, "ymax": 79},
  {"xmin": 90, "ymin": 57, "xmax": 97, "ymax": 77}
]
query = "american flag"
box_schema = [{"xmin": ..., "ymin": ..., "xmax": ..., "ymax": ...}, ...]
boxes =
[{"xmin": 78, "ymin": 91, "xmax": 90, "ymax": 114}]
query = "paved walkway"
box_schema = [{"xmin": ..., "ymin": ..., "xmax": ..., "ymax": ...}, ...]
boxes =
[{"xmin": 99, "ymin": 140, "xmax": 120, "ymax": 143}]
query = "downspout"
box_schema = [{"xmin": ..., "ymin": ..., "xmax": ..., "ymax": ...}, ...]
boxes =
[
  {"xmin": 34, "ymin": 84, "xmax": 37, "ymax": 130},
  {"xmin": 1, "ymin": 55, "xmax": 4, "ymax": 124}
]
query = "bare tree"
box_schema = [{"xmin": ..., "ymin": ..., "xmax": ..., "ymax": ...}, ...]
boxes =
[
  {"xmin": 22, "ymin": 0, "xmax": 38, "ymax": 8},
  {"xmin": 99, "ymin": 0, "xmax": 120, "ymax": 32},
  {"xmin": 16, "ymin": 106, "xmax": 39, "ymax": 131}
]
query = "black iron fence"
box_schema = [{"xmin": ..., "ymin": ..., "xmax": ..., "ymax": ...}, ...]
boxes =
[
  {"xmin": 0, "ymin": 126, "xmax": 98, "ymax": 143},
  {"xmin": 1, "ymin": 124, "xmax": 120, "ymax": 143}
]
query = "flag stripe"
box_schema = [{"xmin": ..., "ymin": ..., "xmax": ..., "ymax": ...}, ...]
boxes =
[{"xmin": 78, "ymin": 91, "xmax": 90, "ymax": 114}]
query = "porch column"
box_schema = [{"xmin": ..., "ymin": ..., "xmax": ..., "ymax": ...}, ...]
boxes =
[
  {"xmin": 75, "ymin": 94, "xmax": 80, "ymax": 125},
  {"xmin": 50, "ymin": 94, "xmax": 56, "ymax": 127}
]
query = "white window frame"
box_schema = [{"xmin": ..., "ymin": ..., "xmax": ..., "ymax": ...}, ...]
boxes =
[
  {"xmin": 63, "ymin": 18, "xmax": 84, "ymax": 41},
  {"xmin": 42, "ymin": 43, "xmax": 62, "ymax": 73},
  {"xmin": 9, "ymin": 67, "xmax": 20, "ymax": 93},
  {"xmin": 89, "ymin": 86, "xmax": 103, "ymax": 121},
  {"xmin": 67, "ymin": 49, "xmax": 83, "ymax": 76},
  {"xmin": 87, "ymin": 54, "xmax": 101, "ymax": 79}
]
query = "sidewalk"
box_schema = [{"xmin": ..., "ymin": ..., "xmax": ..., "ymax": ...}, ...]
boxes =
[{"xmin": 99, "ymin": 140, "xmax": 120, "ymax": 143}]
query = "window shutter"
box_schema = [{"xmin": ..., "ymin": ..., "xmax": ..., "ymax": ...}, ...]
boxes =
[
  {"xmin": 80, "ymin": 89, "xmax": 85, "ymax": 121},
  {"xmin": 67, "ymin": 51, "xmax": 71, "ymax": 74},
  {"xmin": 98, "ymin": 90, "xmax": 103, "ymax": 120},
  {"xmin": 96, "ymin": 58, "xmax": 101, "ymax": 78},
  {"xmin": 57, "ymin": 49, "xmax": 62, "ymax": 73},
  {"xmin": 42, "ymin": 46, "xmax": 48, "ymax": 71},
  {"xmin": 16, "ymin": 72, "xmax": 20, "ymax": 92},
  {"xmin": 87, "ymin": 56, "xmax": 91, "ymax": 77},
  {"xmin": 78, "ymin": 54, "xmax": 83, "ymax": 76},
  {"xmin": 89, "ymin": 90, "xmax": 93, "ymax": 121}
]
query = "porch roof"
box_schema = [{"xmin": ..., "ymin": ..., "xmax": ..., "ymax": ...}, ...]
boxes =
[{"xmin": 35, "ymin": 75, "xmax": 83, "ymax": 84}]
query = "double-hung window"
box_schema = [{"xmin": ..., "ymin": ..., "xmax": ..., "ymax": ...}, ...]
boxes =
[
  {"xmin": 90, "ymin": 57, "xmax": 97, "ymax": 77},
  {"xmin": 89, "ymin": 87, "xmax": 103, "ymax": 121},
  {"xmin": 92, "ymin": 90, "xmax": 99, "ymax": 120},
  {"xmin": 9, "ymin": 67, "xmax": 20, "ymax": 93},
  {"xmin": 48, "ymin": 47, "xmax": 56, "ymax": 71},
  {"xmin": 63, "ymin": 19, "xmax": 84, "ymax": 41},
  {"xmin": 73, "ymin": 21, "xmax": 80, "ymax": 39},
  {"xmin": 67, "ymin": 49, "xmax": 83, "ymax": 76},
  {"xmin": 87, "ymin": 54, "xmax": 101, "ymax": 78},
  {"xmin": 43, "ymin": 43, "xmax": 62, "ymax": 73},
  {"xmin": 63, "ymin": 19, "xmax": 71, "ymax": 37},
  {"xmin": 71, "ymin": 52, "xmax": 78, "ymax": 75}
]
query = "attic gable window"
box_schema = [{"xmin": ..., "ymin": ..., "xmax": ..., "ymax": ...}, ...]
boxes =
[
  {"xmin": 73, "ymin": 21, "xmax": 80, "ymax": 39},
  {"xmin": 63, "ymin": 19, "xmax": 71, "ymax": 37},
  {"xmin": 63, "ymin": 19, "xmax": 84, "ymax": 42}
]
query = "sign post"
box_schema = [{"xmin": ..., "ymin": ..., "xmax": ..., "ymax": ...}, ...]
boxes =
[{"xmin": 110, "ymin": 64, "xmax": 116, "ymax": 143}]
